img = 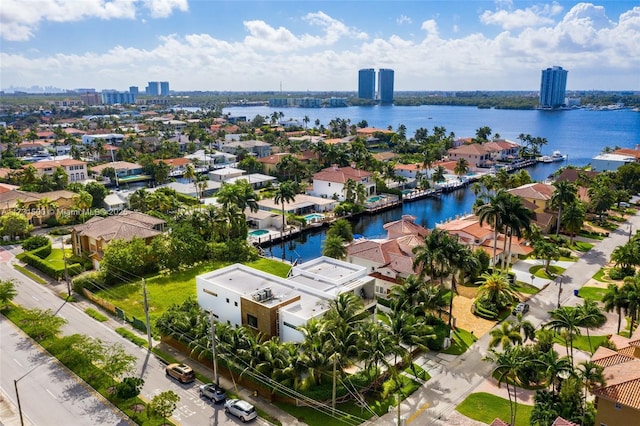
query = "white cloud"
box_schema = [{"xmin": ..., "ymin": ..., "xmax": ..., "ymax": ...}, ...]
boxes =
[
  {"xmin": 143, "ymin": 0, "xmax": 188, "ymax": 18},
  {"xmin": 397, "ymin": 15, "xmax": 412, "ymax": 25},
  {"xmin": 0, "ymin": 0, "xmax": 187, "ymax": 41},
  {"xmin": 1, "ymin": 5, "xmax": 639, "ymax": 91},
  {"xmin": 480, "ymin": 2, "xmax": 564, "ymax": 29}
]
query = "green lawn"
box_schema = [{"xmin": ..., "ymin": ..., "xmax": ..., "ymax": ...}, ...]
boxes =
[
  {"xmin": 578, "ymin": 286, "xmax": 608, "ymax": 302},
  {"xmin": 94, "ymin": 258, "xmax": 292, "ymax": 326},
  {"xmin": 43, "ymin": 248, "xmax": 72, "ymax": 269},
  {"xmin": 592, "ymin": 268, "xmax": 609, "ymax": 283},
  {"xmin": 14, "ymin": 264, "xmax": 47, "ymax": 284},
  {"xmin": 442, "ymin": 328, "xmax": 477, "ymax": 355},
  {"xmin": 513, "ymin": 282, "xmax": 540, "ymax": 295},
  {"xmin": 529, "ymin": 264, "xmax": 566, "ymax": 279},
  {"xmin": 553, "ymin": 333, "xmax": 609, "ymax": 355},
  {"xmin": 457, "ymin": 392, "xmax": 532, "ymax": 426},
  {"xmin": 570, "ymin": 241, "xmax": 593, "ymax": 252},
  {"xmin": 404, "ymin": 363, "xmax": 431, "ymax": 382}
]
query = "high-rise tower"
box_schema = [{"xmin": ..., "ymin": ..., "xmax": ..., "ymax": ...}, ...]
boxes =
[
  {"xmin": 358, "ymin": 68, "xmax": 376, "ymax": 99},
  {"xmin": 539, "ymin": 66, "xmax": 568, "ymax": 109},
  {"xmin": 377, "ymin": 68, "xmax": 394, "ymax": 104}
]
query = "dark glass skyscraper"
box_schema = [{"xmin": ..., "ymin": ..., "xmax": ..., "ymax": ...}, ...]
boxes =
[
  {"xmin": 539, "ymin": 66, "xmax": 568, "ymax": 109},
  {"xmin": 377, "ymin": 68, "xmax": 394, "ymax": 104},
  {"xmin": 358, "ymin": 68, "xmax": 376, "ymax": 99}
]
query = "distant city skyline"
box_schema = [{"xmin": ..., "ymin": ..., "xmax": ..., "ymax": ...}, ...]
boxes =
[{"xmin": 1, "ymin": 1, "xmax": 639, "ymax": 92}]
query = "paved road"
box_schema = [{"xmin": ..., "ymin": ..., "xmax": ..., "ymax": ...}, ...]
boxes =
[
  {"xmin": 0, "ymin": 253, "xmax": 272, "ymax": 426},
  {"xmin": 0, "ymin": 317, "xmax": 132, "ymax": 426},
  {"xmin": 375, "ymin": 212, "xmax": 639, "ymax": 425}
]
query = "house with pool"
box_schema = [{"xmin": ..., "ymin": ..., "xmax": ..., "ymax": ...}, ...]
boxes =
[{"xmin": 196, "ymin": 256, "xmax": 375, "ymax": 343}]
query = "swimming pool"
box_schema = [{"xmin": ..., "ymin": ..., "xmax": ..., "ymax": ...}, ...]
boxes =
[
  {"xmin": 249, "ymin": 229, "xmax": 269, "ymax": 237},
  {"xmin": 367, "ymin": 195, "xmax": 387, "ymax": 203},
  {"xmin": 304, "ymin": 213, "xmax": 324, "ymax": 221}
]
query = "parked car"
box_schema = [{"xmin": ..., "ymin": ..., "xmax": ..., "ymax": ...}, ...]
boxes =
[
  {"xmin": 224, "ymin": 399, "xmax": 257, "ymax": 423},
  {"xmin": 512, "ymin": 302, "xmax": 530, "ymax": 315},
  {"xmin": 165, "ymin": 363, "xmax": 195, "ymax": 383},
  {"xmin": 199, "ymin": 383, "xmax": 226, "ymax": 403}
]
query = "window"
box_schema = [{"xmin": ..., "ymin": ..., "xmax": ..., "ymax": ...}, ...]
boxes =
[
  {"xmin": 234, "ymin": 301, "xmax": 238, "ymax": 307},
  {"xmin": 226, "ymin": 298, "xmax": 229, "ymax": 303},
  {"xmin": 247, "ymin": 314, "xmax": 258, "ymax": 328}
]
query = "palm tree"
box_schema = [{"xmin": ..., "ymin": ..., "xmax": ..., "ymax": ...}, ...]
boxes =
[
  {"xmin": 322, "ymin": 235, "xmax": 347, "ymax": 260},
  {"xmin": 538, "ymin": 348, "xmax": 573, "ymax": 393},
  {"xmin": 453, "ymin": 158, "xmax": 469, "ymax": 179},
  {"xmin": 183, "ymin": 163, "xmax": 197, "ymax": 196},
  {"xmin": 358, "ymin": 321, "xmax": 394, "ymax": 379},
  {"xmin": 431, "ymin": 165, "xmax": 446, "ymax": 183},
  {"xmin": 561, "ymin": 201, "xmax": 586, "ymax": 244},
  {"xmin": 484, "ymin": 346, "xmax": 524, "ymax": 426},
  {"xmin": 545, "ymin": 306, "xmax": 582, "ymax": 363},
  {"xmin": 532, "ymin": 239, "xmax": 561, "ymax": 275},
  {"xmin": 501, "ymin": 194, "xmax": 532, "ymax": 271},
  {"xmin": 622, "ymin": 276, "xmax": 640, "ymax": 336},
  {"xmin": 273, "ymin": 181, "xmax": 297, "ymax": 232},
  {"xmin": 551, "ymin": 181, "xmax": 577, "ymax": 236},
  {"xmin": 389, "ymin": 274, "xmax": 426, "ymax": 314},
  {"xmin": 488, "ymin": 321, "xmax": 523, "ymax": 350},
  {"xmin": 216, "ymin": 180, "xmax": 259, "ymax": 213},
  {"xmin": 477, "ymin": 189, "xmax": 509, "ymax": 267},
  {"xmin": 576, "ymin": 361, "xmax": 605, "ymax": 408},
  {"xmin": 513, "ymin": 313, "xmax": 536, "ymax": 343},
  {"xmin": 0, "ymin": 279, "xmax": 18, "ymax": 309},
  {"xmin": 530, "ymin": 390, "xmax": 560, "ymax": 426},
  {"xmin": 576, "ymin": 299, "xmax": 606, "ymax": 354},
  {"xmin": 476, "ymin": 272, "xmax": 517, "ymax": 312},
  {"xmin": 602, "ymin": 282, "xmax": 628, "ymax": 334}
]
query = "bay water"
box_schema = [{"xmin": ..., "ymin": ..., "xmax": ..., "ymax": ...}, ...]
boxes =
[{"xmin": 221, "ymin": 105, "xmax": 640, "ymax": 262}]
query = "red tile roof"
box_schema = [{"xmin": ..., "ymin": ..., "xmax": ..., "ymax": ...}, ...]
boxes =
[
  {"xmin": 313, "ymin": 166, "xmax": 371, "ymax": 184},
  {"xmin": 508, "ymin": 182, "xmax": 555, "ymax": 201},
  {"xmin": 448, "ymin": 143, "xmax": 489, "ymax": 156}
]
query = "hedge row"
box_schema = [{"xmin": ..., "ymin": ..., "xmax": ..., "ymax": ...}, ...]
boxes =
[
  {"xmin": 473, "ymin": 302, "xmax": 498, "ymax": 320},
  {"xmin": 30, "ymin": 242, "xmax": 52, "ymax": 259},
  {"xmin": 21, "ymin": 252, "xmax": 84, "ymax": 280}
]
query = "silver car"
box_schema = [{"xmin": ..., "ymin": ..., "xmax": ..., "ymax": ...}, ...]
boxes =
[
  {"xmin": 199, "ymin": 383, "xmax": 226, "ymax": 403},
  {"xmin": 224, "ymin": 398, "xmax": 257, "ymax": 423}
]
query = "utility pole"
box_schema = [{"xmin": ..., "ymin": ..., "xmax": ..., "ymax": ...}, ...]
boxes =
[
  {"xmin": 61, "ymin": 236, "xmax": 71, "ymax": 298},
  {"xmin": 210, "ymin": 311, "xmax": 219, "ymax": 386},
  {"xmin": 142, "ymin": 278, "xmax": 152, "ymax": 350}
]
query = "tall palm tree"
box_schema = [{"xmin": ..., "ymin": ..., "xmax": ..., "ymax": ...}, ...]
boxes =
[
  {"xmin": 216, "ymin": 180, "xmax": 259, "ymax": 212},
  {"xmin": 501, "ymin": 194, "xmax": 532, "ymax": 271},
  {"xmin": 389, "ymin": 274, "xmax": 424, "ymax": 313},
  {"xmin": 358, "ymin": 321, "xmax": 394, "ymax": 379},
  {"xmin": 454, "ymin": 158, "xmax": 469, "ymax": 179},
  {"xmin": 622, "ymin": 276, "xmax": 640, "ymax": 336},
  {"xmin": 576, "ymin": 299, "xmax": 606, "ymax": 354},
  {"xmin": 183, "ymin": 163, "xmax": 197, "ymax": 196},
  {"xmin": 576, "ymin": 361, "xmax": 605, "ymax": 409},
  {"xmin": 551, "ymin": 181, "xmax": 577, "ymax": 236},
  {"xmin": 561, "ymin": 201, "xmax": 586, "ymax": 244},
  {"xmin": 477, "ymin": 189, "xmax": 510, "ymax": 267},
  {"xmin": 602, "ymin": 282, "xmax": 628, "ymax": 334},
  {"xmin": 538, "ymin": 349, "xmax": 573, "ymax": 393},
  {"xmin": 273, "ymin": 181, "xmax": 297, "ymax": 232},
  {"xmin": 545, "ymin": 306, "xmax": 582, "ymax": 364},
  {"xmin": 484, "ymin": 346, "xmax": 524, "ymax": 426}
]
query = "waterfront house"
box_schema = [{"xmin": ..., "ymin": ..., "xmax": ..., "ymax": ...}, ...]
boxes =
[
  {"xmin": 612, "ymin": 146, "xmax": 640, "ymax": 162},
  {"xmin": 224, "ymin": 173, "xmax": 276, "ymax": 190},
  {"xmin": 208, "ymin": 167, "xmax": 246, "ymax": 182},
  {"xmin": 346, "ymin": 215, "xmax": 429, "ymax": 297},
  {"xmin": 196, "ymin": 257, "xmax": 375, "ymax": 343},
  {"xmin": 185, "ymin": 149, "xmax": 237, "ymax": 169},
  {"xmin": 483, "ymin": 139, "xmax": 521, "ymax": 162},
  {"xmin": 257, "ymin": 193, "xmax": 337, "ymax": 217},
  {"xmin": 257, "ymin": 152, "xmax": 310, "ymax": 175},
  {"xmin": 70, "ymin": 210, "xmax": 165, "ymax": 269},
  {"xmin": 591, "ymin": 153, "xmax": 635, "ymax": 172},
  {"xmin": 394, "ymin": 163, "xmax": 431, "ymax": 180},
  {"xmin": 82, "ymin": 133, "xmax": 125, "ymax": 147},
  {"xmin": 507, "ymin": 182, "xmax": 556, "ymax": 233},
  {"xmin": 90, "ymin": 161, "xmax": 148, "ymax": 185},
  {"xmin": 309, "ymin": 165, "xmax": 375, "ymax": 201},
  {"xmin": 447, "ymin": 144, "xmax": 491, "ymax": 169},
  {"xmin": 591, "ymin": 327, "xmax": 640, "ymax": 426},
  {"xmin": 436, "ymin": 214, "xmax": 533, "ymax": 265},
  {"xmin": 153, "ymin": 157, "xmax": 193, "ymax": 177},
  {"xmin": 28, "ymin": 158, "xmax": 87, "ymax": 182}
]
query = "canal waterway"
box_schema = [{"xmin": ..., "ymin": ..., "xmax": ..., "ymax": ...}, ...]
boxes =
[{"xmin": 219, "ymin": 105, "xmax": 640, "ymax": 262}]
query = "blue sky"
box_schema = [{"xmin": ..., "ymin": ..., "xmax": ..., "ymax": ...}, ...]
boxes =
[{"xmin": 1, "ymin": 1, "xmax": 639, "ymax": 92}]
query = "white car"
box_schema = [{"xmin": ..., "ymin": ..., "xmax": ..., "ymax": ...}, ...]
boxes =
[
  {"xmin": 224, "ymin": 398, "xmax": 257, "ymax": 423},
  {"xmin": 199, "ymin": 383, "xmax": 226, "ymax": 403}
]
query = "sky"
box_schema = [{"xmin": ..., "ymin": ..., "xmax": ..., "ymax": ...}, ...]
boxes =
[{"xmin": 1, "ymin": 1, "xmax": 639, "ymax": 93}]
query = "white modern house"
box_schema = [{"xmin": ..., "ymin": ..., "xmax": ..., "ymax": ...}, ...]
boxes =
[
  {"xmin": 591, "ymin": 153, "xmax": 635, "ymax": 172},
  {"xmin": 309, "ymin": 165, "xmax": 376, "ymax": 201},
  {"xmin": 196, "ymin": 257, "xmax": 375, "ymax": 343}
]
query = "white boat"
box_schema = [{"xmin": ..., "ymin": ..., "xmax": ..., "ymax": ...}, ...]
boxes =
[
  {"xmin": 540, "ymin": 155, "xmax": 553, "ymax": 163},
  {"xmin": 550, "ymin": 151, "xmax": 567, "ymax": 162}
]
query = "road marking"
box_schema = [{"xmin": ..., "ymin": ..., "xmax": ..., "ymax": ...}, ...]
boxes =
[
  {"xmin": 13, "ymin": 358, "xmax": 22, "ymax": 367},
  {"xmin": 32, "ymin": 295, "xmax": 39, "ymax": 301},
  {"xmin": 406, "ymin": 402, "xmax": 430, "ymax": 424},
  {"xmin": 46, "ymin": 389, "xmax": 57, "ymax": 399}
]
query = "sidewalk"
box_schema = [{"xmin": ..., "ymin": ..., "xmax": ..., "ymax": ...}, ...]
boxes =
[{"xmin": 375, "ymin": 209, "xmax": 640, "ymax": 425}]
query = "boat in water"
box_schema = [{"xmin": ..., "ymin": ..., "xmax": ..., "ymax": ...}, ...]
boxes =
[{"xmin": 540, "ymin": 151, "xmax": 567, "ymax": 163}]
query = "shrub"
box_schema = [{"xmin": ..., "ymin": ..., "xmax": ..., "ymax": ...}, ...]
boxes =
[
  {"xmin": 115, "ymin": 377, "xmax": 144, "ymax": 399},
  {"xmin": 48, "ymin": 227, "xmax": 71, "ymax": 236},
  {"xmin": 22, "ymin": 235, "xmax": 50, "ymax": 251},
  {"xmin": 609, "ymin": 267, "xmax": 634, "ymax": 280},
  {"xmin": 73, "ymin": 271, "xmax": 106, "ymax": 293},
  {"xmin": 30, "ymin": 242, "xmax": 52, "ymax": 259},
  {"xmin": 558, "ymin": 248, "xmax": 572, "ymax": 258},
  {"xmin": 473, "ymin": 301, "xmax": 498, "ymax": 320}
]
